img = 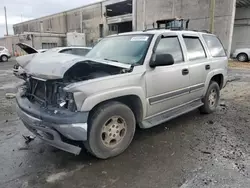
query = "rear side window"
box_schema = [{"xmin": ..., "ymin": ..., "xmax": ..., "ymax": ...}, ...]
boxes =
[
  {"xmin": 72, "ymin": 48, "xmax": 90, "ymax": 56},
  {"xmin": 60, "ymin": 49, "xmax": 73, "ymax": 54},
  {"xmin": 203, "ymin": 35, "xmax": 226, "ymax": 57},
  {"xmin": 0, "ymin": 47, "xmax": 4, "ymax": 51},
  {"xmin": 155, "ymin": 36, "xmax": 184, "ymax": 63},
  {"xmin": 183, "ymin": 37, "xmax": 206, "ymax": 60}
]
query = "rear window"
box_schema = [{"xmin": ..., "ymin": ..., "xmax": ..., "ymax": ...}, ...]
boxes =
[{"xmin": 203, "ymin": 35, "xmax": 226, "ymax": 57}]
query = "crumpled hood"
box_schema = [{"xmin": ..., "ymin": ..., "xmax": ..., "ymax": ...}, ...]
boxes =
[{"xmin": 16, "ymin": 53, "xmax": 131, "ymax": 80}]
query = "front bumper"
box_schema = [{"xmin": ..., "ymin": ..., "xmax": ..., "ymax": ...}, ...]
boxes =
[{"xmin": 16, "ymin": 92, "xmax": 89, "ymax": 155}]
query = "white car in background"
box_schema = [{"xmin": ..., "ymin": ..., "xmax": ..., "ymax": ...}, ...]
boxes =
[
  {"xmin": 13, "ymin": 43, "xmax": 92, "ymax": 79},
  {"xmin": 0, "ymin": 46, "xmax": 11, "ymax": 62},
  {"xmin": 232, "ymin": 48, "xmax": 250, "ymax": 62}
]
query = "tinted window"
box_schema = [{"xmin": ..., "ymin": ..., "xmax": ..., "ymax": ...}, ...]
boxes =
[
  {"xmin": 155, "ymin": 37, "xmax": 183, "ymax": 63},
  {"xmin": 183, "ymin": 37, "xmax": 206, "ymax": 60},
  {"xmin": 0, "ymin": 47, "xmax": 4, "ymax": 51},
  {"xmin": 59, "ymin": 49, "xmax": 73, "ymax": 54},
  {"xmin": 203, "ymin": 35, "xmax": 226, "ymax": 57},
  {"xmin": 72, "ymin": 48, "xmax": 90, "ymax": 56}
]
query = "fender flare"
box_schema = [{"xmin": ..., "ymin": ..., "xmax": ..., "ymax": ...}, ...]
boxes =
[{"xmin": 81, "ymin": 86, "xmax": 147, "ymax": 118}]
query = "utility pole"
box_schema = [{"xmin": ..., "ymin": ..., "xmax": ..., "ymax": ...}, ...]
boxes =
[
  {"xmin": 209, "ymin": 0, "xmax": 215, "ymax": 33},
  {"xmin": 143, "ymin": 0, "xmax": 146, "ymax": 30},
  {"xmin": 4, "ymin": 6, "xmax": 9, "ymax": 36}
]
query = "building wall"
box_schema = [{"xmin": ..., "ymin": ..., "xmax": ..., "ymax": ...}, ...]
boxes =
[
  {"xmin": 136, "ymin": 0, "xmax": 236, "ymax": 52},
  {"xmin": 0, "ymin": 36, "xmax": 21, "ymax": 55},
  {"xmin": 12, "ymin": 0, "xmax": 236, "ymax": 51},
  {"xmin": 0, "ymin": 33, "xmax": 65, "ymax": 55},
  {"xmin": 232, "ymin": 7, "xmax": 250, "ymax": 51},
  {"xmin": 81, "ymin": 3, "xmax": 103, "ymax": 46},
  {"xmin": 32, "ymin": 36, "xmax": 65, "ymax": 50},
  {"xmin": 13, "ymin": 13, "xmax": 67, "ymax": 34},
  {"xmin": 13, "ymin": 3, "xmax": 102, "ymax": 46}
]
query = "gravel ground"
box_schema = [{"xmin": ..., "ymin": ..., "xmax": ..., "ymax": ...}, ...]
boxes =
[
  {"xmin": 228, "ymin": 60, "xmax": 250, "ymax": 69},
  {"xmin": 0, "ymin": 59, "xmax": 250, "ymax": 188}
]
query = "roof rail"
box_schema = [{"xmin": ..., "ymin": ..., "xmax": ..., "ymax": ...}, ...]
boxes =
[
  {"xmin": 142, "ymin": 28, "xmax": 212, "ymax": 34},
  {"xmin": 143, "ymin": 28, "xmax": 165, "ymax": 32}
]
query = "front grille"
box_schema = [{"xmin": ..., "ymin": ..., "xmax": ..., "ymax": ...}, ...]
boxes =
[{"xmin": 26, "ymin": 78, "xmax": 76, "ymax": 111}]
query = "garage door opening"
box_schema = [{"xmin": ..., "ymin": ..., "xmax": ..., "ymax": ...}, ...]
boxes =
[
  {"xmin": 106, "ymin": 0, "xmax": 132, "ymax": 17},
  {"xmin": 108, "ymin": 21, "xmax": 132, "ymax": 35}
]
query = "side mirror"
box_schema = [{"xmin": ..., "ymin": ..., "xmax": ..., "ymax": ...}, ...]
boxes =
[{"xmin": 150, "ymin": 54, "xmax": 174, "ymax": 68}]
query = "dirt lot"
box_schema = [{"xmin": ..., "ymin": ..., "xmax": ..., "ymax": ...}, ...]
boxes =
[
  {"xmin": 0, "ymin": 60, "xmax": 250, "ymax": 188},
  {"xmin": 228, "ymin": 60, "xmax": 250, "ymax": 69}
]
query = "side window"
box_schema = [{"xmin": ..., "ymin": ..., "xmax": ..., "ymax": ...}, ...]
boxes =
[
  {"xmin": 203, "ymin": 35, "xmax": 226, "ymax": 57},
  {"xmin": 72, "ymin": 48, "xmax": 90, "ymax": 56},
  {"xmin": 183, "ymin": 37, "xmax": 206, "ymax": 60},
  {"xmin": 60, "ymin": 49, "xmax": 73, "ymax": 54},
  {"xmin": 155, "ymin": 36, "xmax": 184, "ymax": 63}
]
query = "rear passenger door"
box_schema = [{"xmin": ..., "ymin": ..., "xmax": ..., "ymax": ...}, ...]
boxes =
[{"xmin": 181, "ymin": 34, "xmax": 210, "ymax": 99}]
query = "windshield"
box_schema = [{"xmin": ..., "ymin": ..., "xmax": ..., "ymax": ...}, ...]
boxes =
[{"xmin": 86, "ymin": 34, "xmax": 153, "ymax": 65}]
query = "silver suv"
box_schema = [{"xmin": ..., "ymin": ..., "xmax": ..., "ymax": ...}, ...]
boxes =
[{"xmin": 16, "ymin": 30, "xmax": 228, "ymax": 159}]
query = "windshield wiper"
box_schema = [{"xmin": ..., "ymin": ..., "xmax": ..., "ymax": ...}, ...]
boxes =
[{"xmin": 104, "ymin": 58, "xmax": 119, "ymax": 62}]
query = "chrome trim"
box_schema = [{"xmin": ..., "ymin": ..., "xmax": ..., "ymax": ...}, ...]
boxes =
[
  {"xmin": 146, "ymin": 98, "xmax": 202, "ymax": 120},
  {"xmin": 149, "ymin": 83, "xmax": 204, "ymax": 105}
]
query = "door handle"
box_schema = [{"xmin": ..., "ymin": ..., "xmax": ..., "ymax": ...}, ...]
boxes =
[
  {"xmin": 182, "ymin": 69, "xmax": 189, "ymax": 75},
  {"xmin": 205, "ymin": 65, "xmax": 211, "ymax": 70}
]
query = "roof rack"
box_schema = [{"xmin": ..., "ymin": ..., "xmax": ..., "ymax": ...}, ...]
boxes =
[
  {"xmin": 143, "ymin": 28, "xmax": 166, "ymax": 32},
  {"xmin": 143, "ymin": 28, "xmax": 212, "ymax": 34}
]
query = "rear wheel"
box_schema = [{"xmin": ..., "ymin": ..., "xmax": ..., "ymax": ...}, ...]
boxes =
[
  {"xmin": 199, "ymin": 81, "xmax": 220, "ymax": 114},
  {"xmin": 84, "ymin": 101, "xmax": 136, "ymax": 159},
  {"xmin": 237, "ymin": 53, "xmax": 248, "ymax": 62},
  {"xmin": 0, "ymin": 55, "xmax": 8, "ymax": 62}
]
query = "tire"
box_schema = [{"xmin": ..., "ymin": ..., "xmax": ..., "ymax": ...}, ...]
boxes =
[
  {"xmin": 199, "ymin": 81, "xmax": 220, "ymax": 114},
  {"xmin": 84, "ymin": 101, "xmax": 136, "ymax": 159},
  {"xmin": 0, "ymin": 55, "xmax": 8, "ymax": 62},
  {"xmin": 237, "ymin": 53, "xmax": 248, "ymax": 62}
]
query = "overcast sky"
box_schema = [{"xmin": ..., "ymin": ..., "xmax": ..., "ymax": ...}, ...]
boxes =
[{"xmin": 0, "ymin": 0, "xmax": 99, "ymax": 37}]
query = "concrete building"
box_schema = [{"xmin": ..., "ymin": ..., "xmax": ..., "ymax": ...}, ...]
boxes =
[
  {"xmin": 232, "ymin": 1, "xmax": 250, "ymax": 51},
  {"xmin": 1, "ymin": 0, "xmax": 250, "ymax": 56}
]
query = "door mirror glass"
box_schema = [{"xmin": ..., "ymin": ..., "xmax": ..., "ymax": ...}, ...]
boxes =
[{"xmin": 150, "ymin": 54, "xmax": 174, "ymax": 67}]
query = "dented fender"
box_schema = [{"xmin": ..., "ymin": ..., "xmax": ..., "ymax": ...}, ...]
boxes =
[{"xmin": 81, "ymin": 86, "xmax": 147, "ymax": 118}]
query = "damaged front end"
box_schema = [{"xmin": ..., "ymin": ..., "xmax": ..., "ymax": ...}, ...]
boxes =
[
  {"xmin": 16, "ymin": 54, "xmax": 133, "ymax": 155},
  {"xmin": 22, "ymin": 77, "xmax": 77, "ymax": 111}
]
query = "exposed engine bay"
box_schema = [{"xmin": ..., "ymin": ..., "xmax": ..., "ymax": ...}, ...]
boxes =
[
  {"xmin": 63, "ymin": 61, "xmax": 130, "ymax": 82},
  {"xmin": 20, "ymin": 60, "xmax": 131, "ymax": 111}
]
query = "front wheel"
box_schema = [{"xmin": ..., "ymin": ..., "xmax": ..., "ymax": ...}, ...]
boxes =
[
  {"xmin": 0, "ymin": 55, "xmax": 8, "ymax": 62},
  {"xmin": 84, "ymin": 101, "xmax": 136, "ymax": 159},
  {"xmin": 199, "ymin": 81, "xmax": 220, "ymax": 114}
]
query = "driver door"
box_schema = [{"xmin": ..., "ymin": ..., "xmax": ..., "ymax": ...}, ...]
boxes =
[{"xmin": 146, "ymin": 34, "xmax": 191, "ymax": 117}]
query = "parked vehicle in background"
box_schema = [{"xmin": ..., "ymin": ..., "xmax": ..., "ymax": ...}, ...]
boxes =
[
  {"xmin": 13, "ymin": 43, "xmax": 92, "ymax": 79},
  {"xmin": 15, "ymin": 30, "xmax": 228, "ymax": 159},
  {"xmin": 232, "ymin": 48, "xmax": 250, "ymax": 62},
  {"xmin": 37, "ymin": 49, "xmax": 48, "ymax": 53},
  {"xmin": 44, "ymin": 46, "xmax": 92, "ymax": 56},
  {"xmin": 0, "ymin": 46, "xmax": 11, "ymax": 62}
]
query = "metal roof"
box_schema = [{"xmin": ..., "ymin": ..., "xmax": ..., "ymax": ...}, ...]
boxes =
[{"xmin": 236, "ymin": 0, "xmax": 250, "ymax": 7}]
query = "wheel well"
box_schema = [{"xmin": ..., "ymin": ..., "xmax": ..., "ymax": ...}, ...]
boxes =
[
  {"xmin": 237, "ymin": 53, "xmax": 248, "ymax": 59},
  {"xmin": 89, "ymin": 95, "xmax": 143, "ymax": 123},
  {"xmin": 0, "ymin": 54, "xmax": 7, "ymax": 58},
  {"xmin": 211, "ymin": 74, "xmax": 223, "ymax": 89}
]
